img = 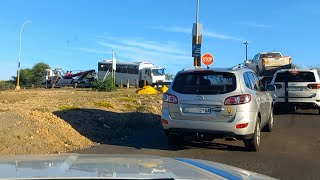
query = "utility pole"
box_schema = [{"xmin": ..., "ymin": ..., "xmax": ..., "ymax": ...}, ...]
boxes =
[
  {"xmin": 16, "ymin": 20, "xmax": 32, "ymax": 90},
  {"xmin": 192, "ymin": 0, "xmax": 202, "ymax": 68},
  {"xmin": 244, "ymin": 41, "xmax": 249, "ymax": 63}
]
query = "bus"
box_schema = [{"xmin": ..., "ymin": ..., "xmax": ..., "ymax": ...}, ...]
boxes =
[{"xmin": 98, "ymin": 60, "xmax": 166, "ymax": 87}]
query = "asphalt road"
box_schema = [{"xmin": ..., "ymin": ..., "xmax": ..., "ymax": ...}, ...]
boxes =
[{"xmin": 75, "ymin": 109, "xmax": 320, "ymax": 180}]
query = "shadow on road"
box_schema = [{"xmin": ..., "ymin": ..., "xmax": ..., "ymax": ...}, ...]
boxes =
[
  {"xmin": 54, "ymin": 108, "xmax": 247, "ymax": 152},
  {"xmin": 275, "ymin": 109, "xmax": 319, "ymax": 116},
  {"xmin": 183, "ymin": 141, "xmax": 247, "ymax": 152}
]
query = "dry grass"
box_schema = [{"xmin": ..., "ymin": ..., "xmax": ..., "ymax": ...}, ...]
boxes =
[
  {"xmin": 58, "ymin": 106, "xmax": 80, "ymax": 111},
  {"xmin": 31, "ymin": 107, "xmax": 51, "ymax": 113},
  {"xmin": 117, "ymin": 97, "xmax": 136, "ymax": 103},
  {"xmin": 93, "ymin": 101, "xmax": 114, "ymax": 109},
  {"xmin": 124, "ymin": 103, "xmax": 137, "ymax": 110}
]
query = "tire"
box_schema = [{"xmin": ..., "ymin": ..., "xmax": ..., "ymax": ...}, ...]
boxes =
[
  {"xmin": 138, "ymin": 80, "xmax": 144, "ymax": 88},
  {"xmin": 263, "ymin": 108, "xmax": 274, "ymax": 132},
  {"xmin": 139, "ymin": 80, "xmax": 149, "ymax": 88},
  {"xmin": 244, "ymin": 117, "xmax": 261, "ymax": 152},
  {"xmin": 318, "ymin": 108, "xmax": 320, "ymax": 115}
]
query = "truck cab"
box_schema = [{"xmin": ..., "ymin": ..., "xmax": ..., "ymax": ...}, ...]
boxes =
[{"xmin": 140, "ymin": 67, "xmax": 166, "ymax": 87}]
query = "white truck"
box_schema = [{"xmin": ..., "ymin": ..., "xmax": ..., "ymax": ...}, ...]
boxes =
[
  {"xmin": 98, "ymin": 61, "xmax": 166, "ymax": 88},
  {"xmin": 246, "ymin": 52, "xmax": 292, "ymax": 76},
  {"xmin": 42, "ymin": 68, "xmax": 96, "ymax": 88}
]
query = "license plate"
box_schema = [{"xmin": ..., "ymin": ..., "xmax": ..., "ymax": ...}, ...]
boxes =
[
  {"xmin": 183, "ymin": 107, "xmax": 211, "ymax": 114},
  {"xmin": 288, "ymin": 87, "xmax": 303, "ymax": 91}
]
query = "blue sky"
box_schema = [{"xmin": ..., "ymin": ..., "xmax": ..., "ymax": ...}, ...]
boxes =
[{"xmin": 0, "ymin": 0, "xmax": 320, "ymax": 80}]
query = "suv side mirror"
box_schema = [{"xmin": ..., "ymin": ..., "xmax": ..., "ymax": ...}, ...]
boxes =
[{"xmin": 266, "ymin": 84, "xmax": 276, "ymax": 91}]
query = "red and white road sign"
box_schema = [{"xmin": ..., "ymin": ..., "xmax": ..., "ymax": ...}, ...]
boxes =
[{"xmin": 202, "ymin": 53, "xmax": 214, "ymax": 65}]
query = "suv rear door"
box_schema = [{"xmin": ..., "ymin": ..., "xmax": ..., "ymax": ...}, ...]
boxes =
[
  {"xmin": 273, "ymin": 70, "xmax": 318, "ymax": 100},
  {"xmin": 245, "ymin": 72, "xmax": 270, "ymax": 123},
  {"xmin": 168, "ymin": 70, "xmax": 239, "ymax": 122}
]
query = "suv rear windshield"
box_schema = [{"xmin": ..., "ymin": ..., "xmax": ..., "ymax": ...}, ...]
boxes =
[
  {"xmin": 172, "ymin": 71, "xmax": 236, "ymax": 95},
  {"xmin": 275, "ymin": 71, "xmax": 316, "ymax": 82}
]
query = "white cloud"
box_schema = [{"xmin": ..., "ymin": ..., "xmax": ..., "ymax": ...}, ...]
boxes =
[
  {"xmin": 97, "ymin": 41, "xmax": 190, "ymax": 63},
  {"xmin": 149, "ymin": 25, "xmax": 244, "ymax": 41},
  {"xmin": 69, "ymin": 47, "xmax": 111, "ymax": 55},
  {"xmin": 204, "ymin": 31, "xmax": 244, "ymax": 41},
  {"xmin": 235, "ymin": 22, "xmax": 272, "ymax": 28},
  {"xmin": 148, "ymin": 26, "xmax": 190, "ymax": 34},
  {"xmin": 70, "ymin": 36, "xmax": 193, "ymax": 73}
]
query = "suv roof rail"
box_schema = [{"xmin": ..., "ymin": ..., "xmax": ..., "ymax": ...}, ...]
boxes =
[
  {"xmin": 181, "ymin": 67, "xmax": 196, "ymax": 71},
  {"xmin": 230, "ymin": 63, "xmax": 247, "ymax": 70}
]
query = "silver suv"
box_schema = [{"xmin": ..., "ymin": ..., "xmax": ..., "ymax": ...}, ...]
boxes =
[
  {"xmin": 161, "ymin": 66, "xmax": 275, "ymax": 151},
  {"xmin": 270, "ymin": 69, "xmax": 320, "ymax": 114}
]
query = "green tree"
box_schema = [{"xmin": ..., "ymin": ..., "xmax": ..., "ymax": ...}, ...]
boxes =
[
  {"xmin": 30, "ymin": 62, "xmax": 50, "ymax": 85},
  {"xmin": 12, "ymin": 62, "xmax": 50, "ymax": 86},
  {"xmin": 291, "ymin": 63, "xmax": 301, "ymax": 69},
  {"xmin": 11, "ymin": 68, "xmax": 33, "ymax": 86},
  {"xmin": 307, "ymin": 64, "xmax": 320, "ymax": 70},
  {"xmin": 165, "ymin": 73, "xmax": 175, "ymax": 80}
]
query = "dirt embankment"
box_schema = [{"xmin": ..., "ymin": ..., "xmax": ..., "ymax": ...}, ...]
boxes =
[{"xmin": 0, "ymin": 89, "xmax": 162, "ymax": 155}]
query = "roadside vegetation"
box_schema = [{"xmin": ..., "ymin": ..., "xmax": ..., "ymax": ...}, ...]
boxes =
[
  {"xmin": 11, "ymin": 62, "xmax": 50, "ymax": 86},
  {"xmin": 92, "ymin": 78, "xmax": 116, "ymax": 92}
]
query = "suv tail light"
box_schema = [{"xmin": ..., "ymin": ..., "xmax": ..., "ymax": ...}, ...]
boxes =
[
  {"xmin": 307, "ymin": 83, "xmax": 320, "ymax": 89},
  {"xmin": 224, "ymin": 94, "xmax": 251, "ymax": 105},
  {"xmin": 162, "ymin": 93, "xmax": 178, "ymax": 104}
]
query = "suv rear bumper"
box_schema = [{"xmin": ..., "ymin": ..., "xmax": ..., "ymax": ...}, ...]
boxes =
[
  {"xmin": 164, "ymin": 128, "xmax": 254, "ymax": 140},
  {"xmin": 161, "ymin": 109, "xmax": 257, "ymax": 140}
]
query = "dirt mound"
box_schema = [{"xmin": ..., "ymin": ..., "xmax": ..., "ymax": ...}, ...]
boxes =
[{"xmin": 0, "ymin": 89, "xmax": 162, "ymax": 155}]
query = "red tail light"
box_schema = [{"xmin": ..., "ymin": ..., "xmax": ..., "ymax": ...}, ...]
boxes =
[
  {"xmin": 307, "ymin": 84, "xmax": 320, "ymax": 89},
  {"xmin": 224, "ymin": 94, "xmax": 251, "ymax": 105},
  {"xmin": 162, "ymin": 93, "xmax": 178, "ymax": 104},
  {"xmin": 236, "ymin": 123, "xmax": 249, "ymax": 129},
  {"xmin": 161, "ymin": 118, "xmax": 169, "ymax": 124}
]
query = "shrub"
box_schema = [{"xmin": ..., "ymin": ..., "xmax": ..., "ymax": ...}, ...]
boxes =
[
  {"xmin": 92, "ymin": 78, "xmax": 116, "ymax": 92},
  {"xmin": 0, "ymin": 81, "xmax": 14, "ymax": 91}
]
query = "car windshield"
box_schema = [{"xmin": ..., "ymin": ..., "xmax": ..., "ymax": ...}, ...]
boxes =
[
  {"xmin": 2, "ymin": 1, "xmax": 320, "ymax": 180},
  {"xmin": 260, "ymin": 53, "xmax": 281, "ymax": 58},
  {"xmin": 151, "ymin": 69, "xmax": 165, "ymax": 76},
  {"xmin": 275, "ymin": 71, "xmax": 316, "ymax": 82},
  {"xmin": 172, "ymin": 71, "xmax": 236, "ymax": 95}
]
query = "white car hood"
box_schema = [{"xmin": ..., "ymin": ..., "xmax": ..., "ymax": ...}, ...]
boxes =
[{"xmin": 0, "ymin": 154, "xmax": 276, "ymax": 180}]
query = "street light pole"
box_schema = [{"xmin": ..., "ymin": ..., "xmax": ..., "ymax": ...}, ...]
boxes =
[
  {"xmin": 196, "ymin": 0, "xmax": 199, "ymax": 24},
  {"xmin": 192, "ymin": 0, "xmax": 202, "ymax": 67},
  {"xmin": 244, "ymin": 41, "xmax": 249, "ymax": 63},
  {"xmin": 16, "ymin": 20, "xmax": 32, "ymax": 90}
]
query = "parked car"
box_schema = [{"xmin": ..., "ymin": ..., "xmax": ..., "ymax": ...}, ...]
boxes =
[
  {"xmin": 161, "ymin": 65, "xmax": 275, "ymax": 151},
  {"xmin": 270, "ymin": 69, "xmax": 320, "ymax": 114}
]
